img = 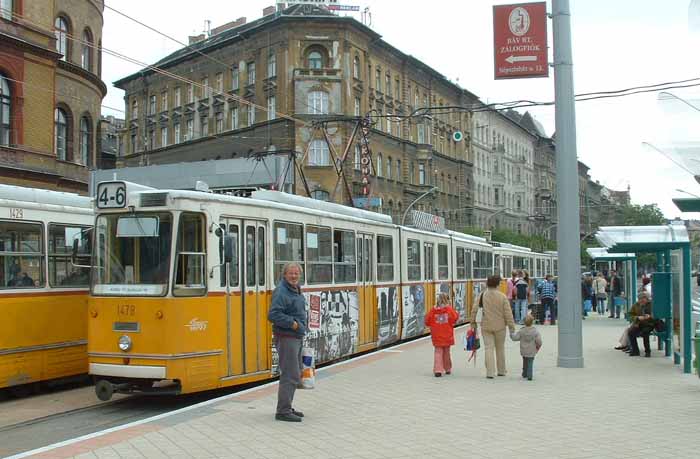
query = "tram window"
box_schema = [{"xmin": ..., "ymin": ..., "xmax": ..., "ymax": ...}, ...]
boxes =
[
  {"xmin": 406, "ymin": 239, "xmax": 421, "ymax": 281},
  {"xmin": 257, "ymin": 227, "xmax": 265, "ymax": 287},
  {"xmin": 218, "ymin": 224, "xmax": 240, "ymax": 287},
  {"xmin": 438, "ymin": 244, "xmax": 449, "ymax": 280},
  {"xmin": 333, "ymin": 229, "xmax": 356, "ymax": 283},
  {"xmin": 48, "ymin": 224, "xmax": 91, "ymax": 287},
  {"xmin": 0, "ymin": 221, "xmax": 44, "ymax": 289},
  {"xmin": 473, "ymin": 250, "xmax": 492, "ymax": 279},
  {"xmin": 246, "ymin": 226, "xmax": 256, "ymax": 287},
  {"xmin": 464, "ymin": 250, "xmax": 473, "ymax": 279},
  {"xmin": 424, "ymin": 243, "xmax": 434, "ymax": 281},
  {"xmin": 273, "ymin": 222, "xmax": 303, "ymax": 282},
  {"xmin": 174, "ymin": 213, "xmax": 206, "ymax": 296},
  {"xmin": 456, "ymin": 248, "xmax": 466, "ymax": 280},
  {"xmin": 306, "ymin": 225, "xmax": 332, "ymax": 284},
  {"xmin": 376, "ymin": 235, "xmax": 393, "ymax": 282}
]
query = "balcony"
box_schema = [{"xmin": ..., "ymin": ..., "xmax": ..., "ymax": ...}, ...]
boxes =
[
  {"xmin": 294, "ymin": 68, "xmax": 341, "ymax": 81},
  {"xmin": 403, "ymin": 183, "xmax": 435, "ymax": 196}
]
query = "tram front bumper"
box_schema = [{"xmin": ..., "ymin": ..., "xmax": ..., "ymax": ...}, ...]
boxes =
[{"xmin": 90, "ymin": 363, "xmax": 166, "ymax": 379}]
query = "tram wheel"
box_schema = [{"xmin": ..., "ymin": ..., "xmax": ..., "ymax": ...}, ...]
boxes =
[{"xmin": 95, "ymin": 380, "xmax": 114, "ymax": 401}]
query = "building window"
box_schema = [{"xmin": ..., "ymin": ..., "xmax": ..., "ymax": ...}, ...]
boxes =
[
  {"xmin": 79, "ymin": 116, "xmax": 91, "ymax": 166},
  {"xmin": 174, "ymin": 87, "xmax": 181, "ymax": 107},
  {"xmin": 267, "ymin": 96, "xmax": 275, "ymax": 121},
  {"xmin": 0, "ymin": 0, "xmax": 12, "ymax": 20},
  {"xmin": 307, "ymin": 51, "xmax": 323, "ymax": 69},
  {"xmin": 395, "ymin": 78, "xmax": 400, "ymax": 100},
  {"xmin": 267, "ymin": 52, "xmax": 276, "ymax": 77},
  {"xmin": 247, "ymin": 104, "xmax": 255, "ymax": 126},
  {"xmin": 353, "ymin": 55, "xmax": 360, "ymax": 79},
  {"xmin": 418, "ymin": 163, "xmax": 425, "ymax": 185},
  {"xmin": 396, "ymin": 159, "xmax": 402, "ymax": 182},
  {"xmin": 54, "ymin": 16, "xmax": 69, "ymax": 61},
  {"xmin": 200, "ymin": 116, "xmax": 208, "ymax": 137},
  {"xmin": 417, "ymin": 123, "xmax": 425, "ymax": 144},
  {"xmin": 247, "ymin": 62, "xmax": 255, "ymax": 85},
  {"xmin": 81, "ymin": 29, "xmax": 92, "ymax": 71},
  {"xmin": 149, "ymin": 95, "xmax": 156, "ymax": 115},
  {"xmin": 215, "ymin": 73, "xmax": 223, "ymax": 93},
  {"xmin": 215, "ymin": 112, "xmax": 224, "ymax": 133},
  {"xmin": 385, "ymin": 74, "xmax": 391, "ymax": 96},
  {"xmin": 0, "ymin": 74, "xmax": 10, "ymax": 146},
  {"xmin": 174, "ymin": 122, "xmax": 181, "ymax": 143},
  {"xmin": 148, "ymin": 129, "xmax": 155, "ymax": 150},
  {"xmin": 161, "ymin": 126, "xmax": 168, "ymax": 146},
  {"xmin": 308, "ymin": 91, "xmax": 329, "ymax": 115},
  {"xmin": 386, "ymin": 157, "xmax": 392, "ymax": 180},
  {"xmin": 309, "ymin": 139, "xmax": 330, "ymax": 166},
  {"xmin": 311, "ymin": 190, "xmax": 330, "ymax": 201},
  {"xmin": 386, "ymin": 115, "xmax": 392, "ymax": 135},
  {"xmin": 376, "ymin": 154, "xmax": 383, "ymax": 177},
  {"xmin": 130, "ymin": 132, "xmax": 137, "ymax": 154},
  {"xmin": 54, "ymin": 108, "xmax": 68, "ymax": 160},
  {"xmin": 187, "ymin": 84, "xmax": 194, "ymax": 103},
  {"xmin": 231, "ymin": 107, "xmax": 239, "ymax": 129},
  {"xmin": 185, "ymin": 119, "xmax": 193, "ymax": 140},
  {"xmin": 232, "ymin": 67, "xmax": 239, "ymax": 90},
  {"xmin": 201, "ymin": 77, "xmax": 209, "ymax": 98},
  {"xmin": 495, "ymin": 188, "xmax": 500, "ymax": 205},
  {"xmin": 354, "ymin": 144, "xmax": 361, "ymax": 170},
  {"xmin": 161, "ymin": 91, "xmax": 168, "ymax": 111}
]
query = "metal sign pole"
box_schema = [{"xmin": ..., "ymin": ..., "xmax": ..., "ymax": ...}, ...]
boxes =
[{"xmin": 553, "ymin": 0, "xmax": 584, "ymax": 368}]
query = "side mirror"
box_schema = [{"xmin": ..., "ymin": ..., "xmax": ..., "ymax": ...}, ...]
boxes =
[
  {"xmin": 224, "ymin": 235, "xmax": 235, "ymax": 264},
  {"xmin": 214, "ymin": 226, "xmax": 224, "ymax": 238}
]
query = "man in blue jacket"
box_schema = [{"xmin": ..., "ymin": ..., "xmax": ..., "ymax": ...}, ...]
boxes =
[{"xmin": 268, "ymin": 262, "xmax": 308, "ymax": 422}]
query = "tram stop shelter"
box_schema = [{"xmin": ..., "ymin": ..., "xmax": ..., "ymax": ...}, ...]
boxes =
[
  {"xmin": 595, "ymin": 224, "xmax": 693, "ymax": 373},
  {"xmin": 586, "ymin": 248, "xmax": 637, "ymax": 315}
]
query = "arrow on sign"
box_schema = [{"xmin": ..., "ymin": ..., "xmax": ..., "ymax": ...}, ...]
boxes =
[{"xmin": 505, "ymin": 55, "xmax": 537, "ymax": 64}]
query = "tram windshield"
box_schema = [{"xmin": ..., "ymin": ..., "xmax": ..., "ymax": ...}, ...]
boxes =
[{"xmin": 93, "ymin": 213, "xmax": 172, "ymax": 296}]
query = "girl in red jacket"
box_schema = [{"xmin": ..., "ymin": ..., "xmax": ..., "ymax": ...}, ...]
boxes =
[{"xmin": 425, "ymin": 293, "xmax": 459, "ymax": 377}]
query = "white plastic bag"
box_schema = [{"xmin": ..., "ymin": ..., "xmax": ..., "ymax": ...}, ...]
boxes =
[{"xmin": 300, "ymin": 347, "xmax": 315, "ymax": 389}]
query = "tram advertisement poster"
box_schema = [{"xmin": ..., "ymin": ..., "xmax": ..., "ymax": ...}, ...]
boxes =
[{"xmin": 308, "ymin": 294, "xmax": 321, "ymax": 330}]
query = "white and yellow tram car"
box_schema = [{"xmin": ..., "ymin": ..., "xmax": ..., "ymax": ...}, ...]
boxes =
[
  {"xmin": 88, "ymin": 181, "xmax": 554, "ymax": 399},
  {"xmin": 0, "ymin": 185, "xmax": 92, "ymax": 392}
]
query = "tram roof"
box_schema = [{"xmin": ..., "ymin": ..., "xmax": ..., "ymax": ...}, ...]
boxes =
[{"xmin": 0, "ymin": 184, "xmax": 91, "ymax": 209}]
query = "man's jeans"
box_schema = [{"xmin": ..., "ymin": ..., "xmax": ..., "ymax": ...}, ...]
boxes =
[{"xmin": 514, "ymin": 299, "xmax": 528, "ymax": 323}]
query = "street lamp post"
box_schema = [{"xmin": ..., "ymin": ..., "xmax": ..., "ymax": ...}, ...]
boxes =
[
  {"xmin": 485, "ymin": 207, "xmax": 511, "ymax": 229},
  {"xmin": 401, "ymin": 186, "xmax": 438, "ymax": 226}
]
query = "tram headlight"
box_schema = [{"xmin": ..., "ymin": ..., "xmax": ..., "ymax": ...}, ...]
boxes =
[{"xmin": 118, "ymin": 335, "xmax": 132, "ymax": 352}]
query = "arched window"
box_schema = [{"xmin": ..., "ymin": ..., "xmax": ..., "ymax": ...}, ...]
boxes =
[
  {"xmin": 396, "ymin": 159, "xmax": 401, "ymax": 182},
  {"xmin": 309, "ymin": 139, "xmax": 329, "ymax": 166},
  {"xmin": 311, "ymin": 190, "xmax": 330, "ymax": 201},
  {"xmin": 1, "ymin": 0, "xmax": 13, "ymax": 20},
  {"xmin": 307, "ymin": 51, "xmax": 323, "ymax": 69},
  {"xmin": 79, "ymin": 116, "xmax": 92, "ymax": 166},
  {"xmin": 353, "ymin": 55, "xmax": 360, "ymax": 79},
  {"xmin": 0, "ymin": 74, "xmax": 10, "ymax": 146},
  {"xmin": 81, "ymin": 29, "xmax": 93, "ymax": 71},
  {"xmin": 308, "ymin": 91, "xmax": 328, "ymax": 115},
  {"xmin": 54, "ymin": 107, "xmax": 68, "ymax": 160},
  {"xmin": 131, "ymin": 99, "xmax": 138, "ymax": 120},
  {"xmin": 386, "ymin": 156, "xmax": 392, "ymax": 180},
  {"xmin": 376, "ymin": 154, "xmax": 383, "ymax": 177},
  {"xmin": 54, "ymin": 16, "xmax": 69, "ymax": 61}
]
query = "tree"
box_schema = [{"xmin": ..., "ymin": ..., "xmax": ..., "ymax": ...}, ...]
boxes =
[{"xmin": 618, "ymin": 203, "xmax": 665, "ymax": 226}]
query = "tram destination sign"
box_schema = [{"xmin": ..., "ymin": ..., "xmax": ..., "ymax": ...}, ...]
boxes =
[
  {"xmin": 493, "ymin": 2, "xmax": 548, "ymax": 80},
  {"xmin": 97, "ymin": 181, "xmax": 127, "ymax": 209}
]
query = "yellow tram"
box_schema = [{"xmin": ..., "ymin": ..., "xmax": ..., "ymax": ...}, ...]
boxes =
[
  {"xmin": 87, "ymin": 181, "xmax": 556, "ymax": 400},
  {"xmin": 0, "ymin": 184, "xmax": 93, "ymax": 392}
]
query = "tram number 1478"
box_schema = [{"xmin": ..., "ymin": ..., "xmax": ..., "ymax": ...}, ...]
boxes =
[{"xmin": 97, "ymin": 182, "xmax": 127, "ymax": 209}]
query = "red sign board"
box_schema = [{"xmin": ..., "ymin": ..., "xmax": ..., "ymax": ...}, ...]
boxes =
[{"xmin": 493, "ymin": 2, "xmax": 549, "ymax": 79}]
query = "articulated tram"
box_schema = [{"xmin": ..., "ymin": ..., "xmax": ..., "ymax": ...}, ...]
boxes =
[
  {"xmin": 88, "ymin": 181, "xmax": 557, "ymax": 400},
  {"xmin": 0, "ymin": 185, "xmax": 92, "ymax": 393}
]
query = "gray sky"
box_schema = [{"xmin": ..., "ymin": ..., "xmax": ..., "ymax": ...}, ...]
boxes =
[{"xmin": 101, "ymin": 0, "xmax": 700, "ymax": 219}]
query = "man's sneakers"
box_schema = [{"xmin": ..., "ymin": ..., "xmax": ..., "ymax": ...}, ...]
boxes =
[
  {"xmin": 291, "ymin": 409, "xmax": 304, "ymax": 418},
  {"xmin": 275, "ymin": 412, "xmax": 302, "ymax": 422}
]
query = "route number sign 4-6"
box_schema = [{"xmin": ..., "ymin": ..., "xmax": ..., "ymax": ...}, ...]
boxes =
[
  {"xmin": 493, "ymin": 2, "xmax": 549, "ymax": 80},
  {"xmin": 97, "ymin": 182, "xmax": 127, "ymax": 209}
]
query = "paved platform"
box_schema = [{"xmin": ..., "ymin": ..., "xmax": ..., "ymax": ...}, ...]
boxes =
[{"xmin": 12, "ymin": 316, "xmax": 700, "ymax": 459}]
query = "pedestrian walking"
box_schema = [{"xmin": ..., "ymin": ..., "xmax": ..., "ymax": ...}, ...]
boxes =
[
  {"xmin": 510, "ymin": 314, "xmax": 542, "ymax": 381},
  {"xmin": 514, "ymin": 273, "xmax": 529, "ymax": 324},
  {"xmin": 538, "ymin": 274, "xmax": 556, "ymax": 324},
  {"xmin": 267, "ymin": 262, "xmax": 308, "ymax": 422},
  {"xmin": 609, "ymin": 270, "xmax": 623, "ymax": 319},
  {"xmin": 593, "ymin": 272, "xmax": 608, "ymax": 316},
  {"xmin": 425, "ymin": 293, "xmax": 459, "ymax": 377},
  {"xmin": 506, "ymin": 270, "xmax": 518, "ymax": 320},
  {"xmin": 470, "ymin": 275, "xmax": 516, "ymax": 379}
]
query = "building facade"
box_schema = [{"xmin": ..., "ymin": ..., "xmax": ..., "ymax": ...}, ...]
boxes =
[
  {"xmin": 113, "ymin": 4, "xmax": 477, "ymax": 229},
  {"xmin": 0, "ymin": 0, "xmax": 106, "ymax": 193}
]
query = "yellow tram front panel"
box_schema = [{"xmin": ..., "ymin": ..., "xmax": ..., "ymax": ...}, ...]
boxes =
[{"xmin": 0, "ymin": 292, "xmax": 87, "ymax": 388}]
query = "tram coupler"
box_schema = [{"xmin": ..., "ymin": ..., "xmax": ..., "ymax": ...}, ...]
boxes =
[{"xmin": 95, "ymin": 379, "xmax": 130, "ymax": 401}]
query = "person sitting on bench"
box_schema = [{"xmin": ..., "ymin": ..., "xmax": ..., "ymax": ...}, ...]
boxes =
[{"xmin": 628, "ymin": 292, "xmax": 654, "ymax": 357}]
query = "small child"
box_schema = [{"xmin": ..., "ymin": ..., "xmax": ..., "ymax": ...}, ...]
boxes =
[
  {"xmin": 510, "ymin": 314, "xmax": 542, "ymax": 381},
  {"xmin": 425, "ymin": 293, "xmax": 459, "ymax": 377}
]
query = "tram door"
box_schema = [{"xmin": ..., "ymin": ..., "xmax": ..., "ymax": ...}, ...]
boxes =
[
  {"xmin": 357, "ymin": 234, "xmax": 377, "ymax": 348},
  {"xmin": 222, "ymin": 219, "xmax": 269, "ymax": 377}
]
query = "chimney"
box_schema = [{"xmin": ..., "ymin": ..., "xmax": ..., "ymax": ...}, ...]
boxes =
[
  {"xmin": 263, "ymin": 5, "xmax": 276, "ymax": 16},
  {"xmin": 211, "ymin": 17, "xmax": 247, "ymax": 36},
  {"xmin": 188, "ymin": 34, "xmax": 205, "ymax": 45}
]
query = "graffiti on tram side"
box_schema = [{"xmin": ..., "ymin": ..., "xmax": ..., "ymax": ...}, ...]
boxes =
[
  {"xmin": 303, "ymin": 290, "xmax": 359, "ymax": 364},
  {"xmin": 453, "ymin": 282, "xmax": 467, "ymax": 322},
  {"xmin": 401, "ymin": 284, "xmax": 426, "ymax": 339},
  {"xmin": 377, "ymin": 287, "xmax": 399, "ymax": 345}
]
